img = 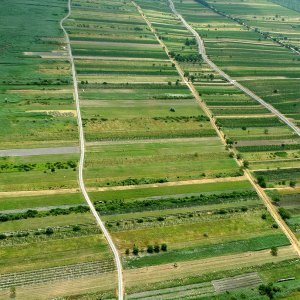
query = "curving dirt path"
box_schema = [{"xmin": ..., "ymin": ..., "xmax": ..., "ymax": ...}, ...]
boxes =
[{"xmin": 60, "ymin": 1, "xmax": 124, "ymax": 299}]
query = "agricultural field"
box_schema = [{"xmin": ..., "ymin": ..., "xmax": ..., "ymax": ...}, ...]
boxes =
[
  {"xmin": 1, "ymin": 0, "xmax": 300, "ymax": 299},
  {"xmin": 0, "ymin": 0, "xmax": 78, "ymax": 150}
]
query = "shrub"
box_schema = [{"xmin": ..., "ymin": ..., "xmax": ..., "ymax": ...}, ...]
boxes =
[
  {"xmin": 0, "ymin": 233, "xmax": 6, "ymax": 240},
  {"xmin": 72, "ymin": 225, "xmax": 81, "ymax": 232},
  {"xmin": 125, "ymin": 249, "xmax": 130, "ymax": 255},
  {"xmin": 45, "ymin": 227, "xmax": 54, "ymax": 235},
  {"xmin": 261, "ymin": 213, "xmax": 267, "ymax": 220}
]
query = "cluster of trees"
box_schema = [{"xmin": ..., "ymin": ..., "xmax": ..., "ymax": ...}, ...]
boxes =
[
  {"xmin": 169, "ymin": 51, "xmax": 202, "ymax": 63},
  {"xmin": 184, "ymin": 38, "xmax": 196, "ymax": 46},
  {"xmin": 258, "ymin": 283, "xmax": 281, "ymax": 299},
  {"xmin": 126, "ymin": 243, "xmax": 168, "ymax": 256}
]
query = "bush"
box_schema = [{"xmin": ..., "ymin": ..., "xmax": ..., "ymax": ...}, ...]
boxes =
[
  {"xmin": 271, "ymin": 246, "xmax": 278, "ymax": 256},
  {"xmin": 261, "ymin": 213, "xmax": 267, "ymax": 220},
  {"xmin": 45, "ymin": 227, "xmax": 54, "ymax": 235},
  {"xmin": 72, "ymin": 225, "xmax": 81, "ymax": 232},
  {"xmin": 125, "ymin": 249, "xmax": 130, "ymax": 255},
  {"xmin": 0, "ymin": 233, "xmax": 6, "ymax": 240}
]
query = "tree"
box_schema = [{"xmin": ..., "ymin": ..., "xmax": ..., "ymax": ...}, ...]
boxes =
[
  {"xmin": 258, "ymin": 283, "xmax": 280, "ymax": 299},
  {"xmin": 290, "ymin": 181, "xmax": 297, "ymax": 188},
  {"xmin": 257, "ymin": 176, "xmax": 266, "ymax": 188},
  {"xmin": 161, "ymin": 243, "xmax": 168, "ymax": 251},
  {"xmin": 125, "ymin": 249, "xmax": 130, "ymax": 255},
  {"xmin": 147, "ymin": 245, "xmax": 154, "ymax": 254},
  {"xmin": 243, "ymin": 160, "xmax": 249, "ymax": 168},
  {"xmin": 278, "ymin": 207, "xmax": 291, "ymax": 220},
  {"xmin": 132, "ymin": 245, "xmax": 139, "ymax": 255},
  {"xmin": 271, "ymin": 246, "xmax": 278, "ymax": 256},
  {"xmin": 209, "ymin": 73, "xmax": 215, "ymax": 81},
  {"xmin": 261, "ymin": 213, "xmax": 267, "ymax": 220},
  {"xmin": 154, "ymin": 245, "xmax": 160, "ymax": 253}
]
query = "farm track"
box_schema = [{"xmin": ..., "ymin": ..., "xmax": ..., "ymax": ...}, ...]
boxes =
[
  {"xmin": 0, "ymin": 176, "xmax": 247, "ymax": 198},
  {"xmin": 134, "ymin": 1, "xmax": 300, "ymax": 257},
  {"xmin": 0, "ymin": 146, "xmax": 79, "ymax": 157},
  {"xmin": 86, "ymin": 136, "xmax": 219, "ymax": 146},
  {"xmin": 60, "ymin": 1, "xmax": 123, "ymax": 299},
  {"xmin": 168, "ymin": 0, "xmax": 300, "ymax": 137}
]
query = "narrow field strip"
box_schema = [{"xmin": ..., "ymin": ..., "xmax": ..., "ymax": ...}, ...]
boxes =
[
  {"xmin": 0, "ymin": 260, "xmax": 115, "ymax": 290},
  {"xmin": 0, "ymin": 176, "xmax": 246, "ymax": 198},
  {"xmin": 124, "ymin": 246, "xmax": 297, "ymax": 287}
]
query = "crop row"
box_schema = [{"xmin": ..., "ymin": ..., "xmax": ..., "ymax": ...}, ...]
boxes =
[{"xmin": 0, "ymin": 260, "xmax": 114, "ymax": 289}]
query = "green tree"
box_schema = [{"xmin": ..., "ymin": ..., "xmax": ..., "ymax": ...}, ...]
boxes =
[
  {"xmin": 271, "ymin": 246, "xmax": 278, "ymax": 256},
  {"xmin": 147, "ymin": 245, "xmax": 154, "ymax": 254},
  {"xmin": 132, "ymin": 245, "xmax": 139, "ymax": 256},
  {"xmin": 161, "ymin": 243, "xmax": 168, "ymax": 251},
  {"xmin": 154, "ymin": 245, "xmax": 160, "ymax": 253}
]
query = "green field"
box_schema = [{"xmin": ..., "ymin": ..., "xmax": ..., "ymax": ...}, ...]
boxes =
[{"xmin": 1, "ymin": 0, "xmax": 300, "ymax": 299}]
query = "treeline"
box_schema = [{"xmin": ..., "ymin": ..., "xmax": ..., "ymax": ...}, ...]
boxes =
[
  {"xmin": 152, "ymin": 115, "xmax": 209, "ymax": 122},
  {"xmin": 0, "ymin": 160, "xmax": 77, "ymax": 173},
  {"xmin": 94, "ymin": 190, "xmax": 258, "ymax": 215},
  {"xmin": 237, "ymin": 144, "xmax": 300, "ymax": 153},
  {"xmin": 0, "ymin": 206, "xmax": 89, "ymax": 223}
]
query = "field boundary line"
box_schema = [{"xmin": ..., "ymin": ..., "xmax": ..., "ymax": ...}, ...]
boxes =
[
  {"xmin": 133, "ymin": 0, "xmax": 300, "ymax": 257},
  {"xmin": 0, "ymin": 176, "xmax": 246, "ymax": 198},
  {"xmin": 60, "ymin": 1, "xmax": 123, "ymax": 299}
]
